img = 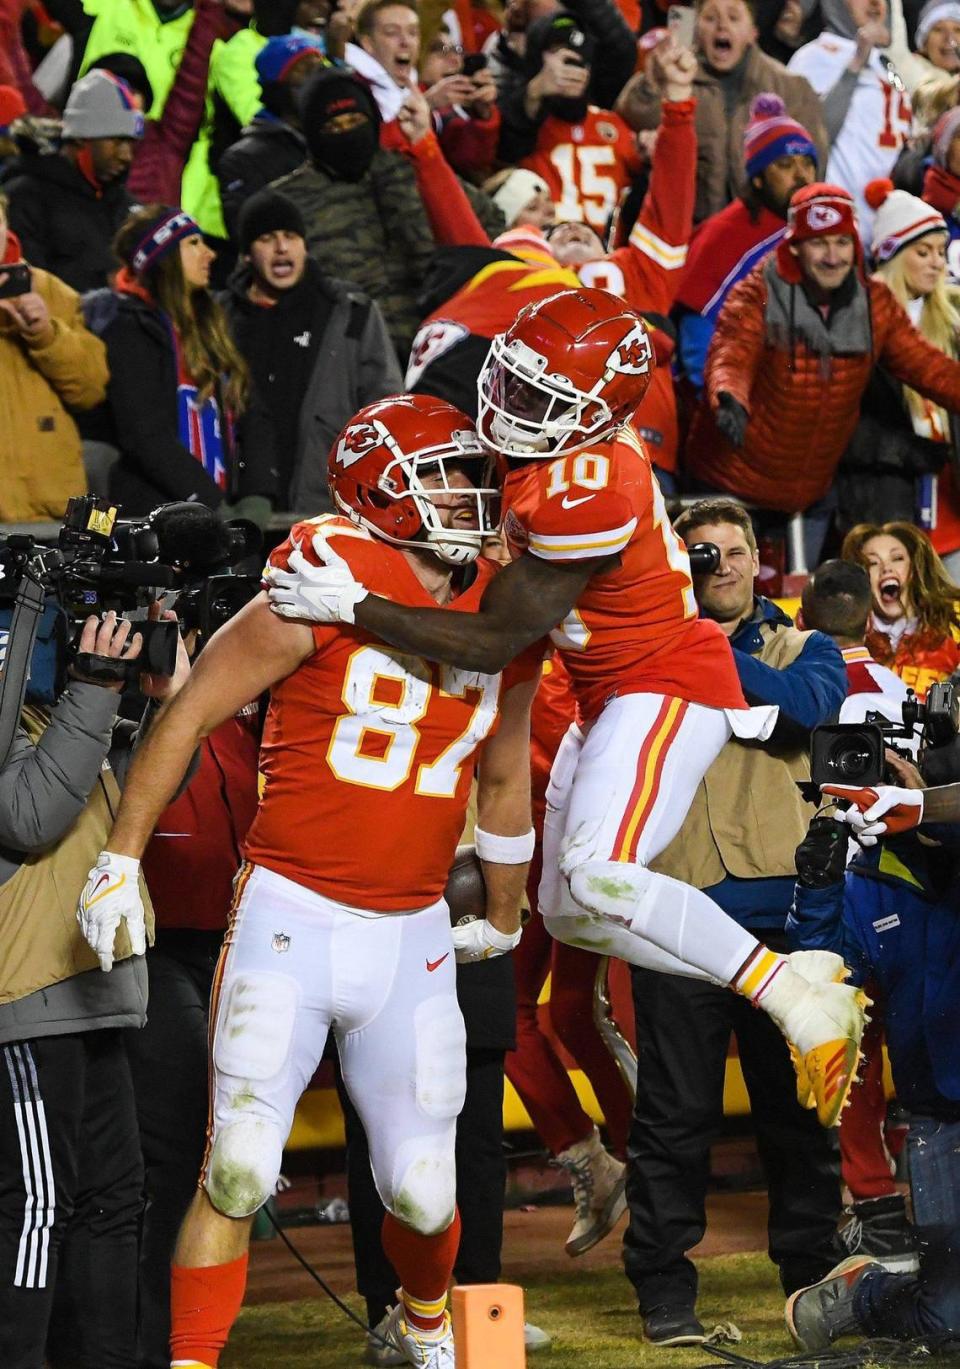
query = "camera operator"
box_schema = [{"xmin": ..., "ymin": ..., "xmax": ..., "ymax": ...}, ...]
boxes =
[
  {"xmin": 786, "ymin": 768, "xmax": 960, "ymax": 1350},
  {"xmin": 0, "ymin": 604, "xmax": 189, "ymax": 1369},
  {"xmin": 799, "ymin": 559, "xmax": 918, "ymax": 1272},
  {"xmin": 620, "ymin": 497, "xmax": 847, "ymax": 1346}
]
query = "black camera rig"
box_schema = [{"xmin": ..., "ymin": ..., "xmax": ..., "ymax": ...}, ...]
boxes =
[
  {"xmin": 0, "ymin": 496, "xmax": 262, "ymax": 766},
  {"xmin": 810, "ymin": 681, "xmax": 960, "ymax": 791}
]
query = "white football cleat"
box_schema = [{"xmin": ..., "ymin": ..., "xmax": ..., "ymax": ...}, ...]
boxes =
[
  {"xmin": 365, "ymin": 1309, "xmax": 406, "ymax": 1365},
  {"xmin": 381, "ymin": 1304, "xmax": 455, "ymax": 1368},
  {"xmin": 761, "ymin": 952, "xmax": 869, "ymax": 1127}
]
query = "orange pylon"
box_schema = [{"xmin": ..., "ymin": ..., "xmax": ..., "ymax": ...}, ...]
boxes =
[{"xmin": 451, "ymin": 1284, "xmax": 526, "ymax": 1367}]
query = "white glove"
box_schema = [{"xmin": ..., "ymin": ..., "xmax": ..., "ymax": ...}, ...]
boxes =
[
  {"xmin": 822, "ymin": 784, "xmax": 924, "ymax": 846},
  {"xmin": 265, "ymin": 540, "xmax": 368, "ymax": 625},
  {"xmin": 452, "ymin": 918, "xmax": 522, "ymax": 963},
  {"xmin": 77, "ymin": 850, "xmax": 146, "ymax": 972}
]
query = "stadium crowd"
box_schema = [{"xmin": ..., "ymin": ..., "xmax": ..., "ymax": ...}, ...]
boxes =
[{"xmin": 0, "ymin": 0, "xmax": 959, "ymax": 1365}]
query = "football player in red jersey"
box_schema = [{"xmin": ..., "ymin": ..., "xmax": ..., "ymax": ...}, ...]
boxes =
[
  {"xmin": 76, "ymin": 395, "xmax": 542, "ymax": 1369},
  {"xmin": 269, "ymin": 288, "xmax": 869, "ymax": 1130}
]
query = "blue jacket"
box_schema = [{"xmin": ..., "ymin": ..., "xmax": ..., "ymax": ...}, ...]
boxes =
[
  {"xmin": 703, "ymin": 600, "xmax": 847, "ymax": 930},
  {"xmin": 731, "ymin": 597, "xmax": 847, "ymax": 737},
  {"xmin": 788, "ymin": 839, "xmax": 960, "ymax": 1119}
]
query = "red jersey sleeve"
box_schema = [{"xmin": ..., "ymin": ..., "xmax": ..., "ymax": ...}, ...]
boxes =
[{"xmin": 526, "ymin": 485, "xmax": 637, "ymax": 562}]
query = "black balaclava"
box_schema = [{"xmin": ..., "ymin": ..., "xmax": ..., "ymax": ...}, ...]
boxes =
[{"xmin": 300, "ymin": 66, "xmax": 381, "ymax": 181}]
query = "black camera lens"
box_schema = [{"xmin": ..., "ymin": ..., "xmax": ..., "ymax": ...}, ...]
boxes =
[
  {"xmin": 810, "ymin": 722, "xmax": 885, "ymax": 790},
  {"xmin": 827, "ymin": 740, "xmax": 874, "ymax": 781}
]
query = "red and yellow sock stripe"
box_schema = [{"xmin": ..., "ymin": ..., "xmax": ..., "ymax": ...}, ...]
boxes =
[
  {"xmin": 735, "ymin": 946, "xmax": 784, "ymax": 1002},
  {"xmin": 402, "ymin": 1289, "xmax": 449, "ymax": 1333}
]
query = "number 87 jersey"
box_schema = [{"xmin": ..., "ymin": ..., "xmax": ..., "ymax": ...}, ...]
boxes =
[
  {"xmin": 501, "ymin": 426, "xmax": 747, "ymax": 721},
  {"xmin": 245, "ymin": 516, "xmax": 539, "ymax": 912}
]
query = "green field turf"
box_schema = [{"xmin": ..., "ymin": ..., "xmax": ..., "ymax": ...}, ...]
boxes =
[{"xmin": 225, "ymin": 1251, "xmax": 805, "ymax": 1367}]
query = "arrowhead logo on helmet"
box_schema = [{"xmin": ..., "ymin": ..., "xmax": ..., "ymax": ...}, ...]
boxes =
[
  {"xmin": 608, "ymin": 323, "xmax": 652, "ymax": 375},
  {"xmin": 327, "ymin": 395, "xmax": 499, "ymax": 567},
  {"xmin": 336, "ymin": 423, "xmax": 382, "ymax": 467}
]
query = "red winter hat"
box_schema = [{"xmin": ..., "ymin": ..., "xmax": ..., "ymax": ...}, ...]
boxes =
[
  {"xmin": 0, "ymin": 84, "xmax": 27, "ymax": 130},
  {"xmin": 776, "ymin": 182, "xmax": 864, "ymax": 282}
]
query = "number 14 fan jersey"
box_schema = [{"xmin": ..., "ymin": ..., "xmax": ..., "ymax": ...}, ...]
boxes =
[
  {"xmin": 501, "ymin": 426, "xmax": 746, "ymax": 720},
  {"xmin": 247, "ymin": 517, "xmax": 536, "ymax": 911}
]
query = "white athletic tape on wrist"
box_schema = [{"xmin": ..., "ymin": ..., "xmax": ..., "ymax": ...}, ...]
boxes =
[{"xmin": 473, "ymin": 826, "xmax": 535, "ymax": 864}]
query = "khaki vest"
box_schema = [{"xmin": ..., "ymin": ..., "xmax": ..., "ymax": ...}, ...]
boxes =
[
  {"xmin": 0, "ymin": 707, "xmax": 154, "ymax": 1006},
  {"xmin": 651, "ymin": 623, "xmax": 818, "ymax": 888}
]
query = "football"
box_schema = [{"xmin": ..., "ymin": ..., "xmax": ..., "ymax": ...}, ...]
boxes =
[{"xmin": 444, "ymin": 844, "xmax": 486, "ymax": 926}]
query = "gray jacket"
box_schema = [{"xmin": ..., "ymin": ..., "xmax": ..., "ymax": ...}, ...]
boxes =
[{"xmin": 0, "ymin": 683, "xmax": 152, "ymax": 1045}]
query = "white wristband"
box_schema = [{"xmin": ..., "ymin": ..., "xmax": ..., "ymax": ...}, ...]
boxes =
[{"xmin": 473, "ymin": 826, "xmax": 535, "ymax": 864}]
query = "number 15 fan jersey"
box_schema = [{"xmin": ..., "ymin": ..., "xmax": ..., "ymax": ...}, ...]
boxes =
[
  {"xmin": 501, "ymin": 426, "xmax": 746, "ymax": 721},
  {"xmin": 246, "ymin": 516, "xmax": 535, "ymax": 912}
]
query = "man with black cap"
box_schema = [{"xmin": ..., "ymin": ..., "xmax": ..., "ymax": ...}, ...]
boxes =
[
  {"xmin": 217, "ymin": 33, "xmax": 325, "ymax": 244},
  {"xmin": 489, "ymin": 0, "xmax": 636, "ymax": 157},
  {"xmin": 501, "ymin": 11, "xmax": 644, "ymax": 229},
  {"xmin": 222, "ymin": 187, "xmax": 402, "ymax": 513},
  {"xmin": 6, "ymin": 69, "xmax": 143, "ymax": 292},
  {"xmin": 271, "ymin": 63, "xmax": 503, "ymax": 357}
]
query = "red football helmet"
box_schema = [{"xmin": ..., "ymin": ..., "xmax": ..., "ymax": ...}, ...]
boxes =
[
  {"xmin": 476, "ymin": 288, "xmax": 655, "ymax": 460},
  {"xmin": 328, "ymin": 394, "xmax": 498, "ymax": 565}
]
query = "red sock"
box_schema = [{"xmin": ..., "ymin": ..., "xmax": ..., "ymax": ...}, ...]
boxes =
[
  {"xmin": 382, "ymin": 1209, "xmax": 461, "ymax": 1333},
  {"xmin": 170, "ymin": 1252, "xmax": 249, "ymax": 1367}
]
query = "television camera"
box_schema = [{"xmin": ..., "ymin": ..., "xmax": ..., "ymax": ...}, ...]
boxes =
[
  {"xmin": 810, "ymin": 681, "xmax": 960, "ymax": 791},
  {"xmin": 0, "ymin": 495, "xmax": 262, "ymax": 712}
]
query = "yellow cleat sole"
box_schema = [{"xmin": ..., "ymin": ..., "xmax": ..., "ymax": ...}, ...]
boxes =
[{"xmin": 803, "ymin": 1037, "xmax": 861, "ymax": 1127}]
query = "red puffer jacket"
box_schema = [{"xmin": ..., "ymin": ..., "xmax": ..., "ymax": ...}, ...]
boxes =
[{"xmin": 685, "ymin": 266, "xmax": 960, "ymax": 513}]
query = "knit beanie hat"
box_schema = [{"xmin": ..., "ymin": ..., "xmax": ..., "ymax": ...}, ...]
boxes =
[
  {"xmin": 238, "ymin": 188, "xmax": 306, "ymax": 253},
  {"xmin": 915, "ymin": 0, "xmax": 960, "ymax": 51},
  {"xmin": 865, "ymin": 178, "xmax": 947, "ymax": 261},
  {"xmin": 491, "ymin": 170, "xmax": 551, "ymax": 228},
  {"xmin": 785, "ymin": 183, "xmax": 858, "ymax": 242},
  {"xmin": 121, "ymin": 207, "xmax": 202, "ymax": 276},
  {"xmin": 89, "ymin": 53, "xmax": 154, "ymax": 114},
  {"xmin": 743, "ymin": 93, "xmax": 818, "ymax": 179},
  {"xmin": 300, "ymin": 66, "xmax": 380, "ymax": 145},
  {"xmin": 61, "ymin": 70, "xmax": 144, "ymax": 140},
  {"xmin": 0, "ymin": 84, "xmax": 27, "ymax": 130},
  {"xmin": 932, "ymin": 106, "xmax": 960, "ymax": 166},
  {"xmin": 777, "ymin": 182, "xmax": 862, "ymax": 280},
  {"xmin": 255, "ymin": 33, "xmax": 323, "ymax": 88}
]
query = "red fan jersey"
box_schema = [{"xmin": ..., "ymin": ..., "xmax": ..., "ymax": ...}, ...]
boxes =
[
  {"xmin": 501, "ymin": 426, "xmax": 746, "ymax": 720},
  {"xmin": 520, "ymin": 107, "xmax": 642, "ymax": 230},
  {"xmin": 245, "ymin": 516, "xmax": 536, "ymax": 911}
]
